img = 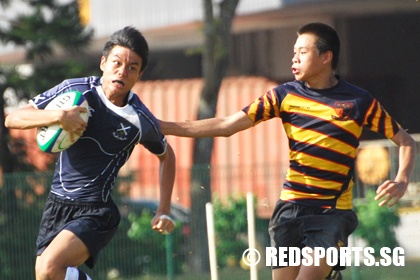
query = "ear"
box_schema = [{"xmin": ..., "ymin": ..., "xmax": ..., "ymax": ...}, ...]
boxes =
[
  {"xmin": 137, "ymin": 70, "xmax": 144, "ymax": 81},
  {"xmin": 99, "ymin": 56, "xmax": 106, "ymax": 71},
  {"xmin": 322, "ymin": 51, "xmax": 333, "ymax": 66}
]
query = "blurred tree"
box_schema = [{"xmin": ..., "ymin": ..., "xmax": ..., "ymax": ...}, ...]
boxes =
[
  {"xmin": 353, "ymin": 190, "xmax": 400, "ymax": 253},
  {"xmin": 189, "ymin": 0, "xmax": 239, "ymax": 273},
  {"xmin": 0, "ymin": 0, "xmax": 95, "ymax": 174}
]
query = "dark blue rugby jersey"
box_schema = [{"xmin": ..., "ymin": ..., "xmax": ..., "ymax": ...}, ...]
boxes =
[
  {"xmin": 30, "ymin": 76, "xmax": 167, "ymax": 202},
  {"xmin": 242, "ymin": 79, "xmax": 400, "ymax": 210}
]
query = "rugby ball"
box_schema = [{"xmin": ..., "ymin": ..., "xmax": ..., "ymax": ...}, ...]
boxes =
[{"xmin": 36, "ymin": 91, "xmax": 89, "ymax": 153}]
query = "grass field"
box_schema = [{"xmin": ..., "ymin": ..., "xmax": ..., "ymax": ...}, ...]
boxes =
[{"xmin": 126, "ymin": 259, "xmax": 419, "ymax": 280}]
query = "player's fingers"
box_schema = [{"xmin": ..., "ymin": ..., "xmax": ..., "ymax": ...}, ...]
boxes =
[
  {"xmin": 376, "ymin": 180, "xmax": 392, "ymax": 194},
  {"xmin": 153, "ymin": 215, "xmax": 175, "ymax": 234},
  {"xmin": 376, "ymin": 181, "xmax": 405, "ymax": 207},
  {"xmin": 374, "ymin": 180, "xmax": 393, "ymax": 200},
  {"xmin": 377, "ymin": 194, "xmax": 392, "ymax": 207},
  {"xmin": 78, "ymin": 106, "xmax": 88, "ymax": 113}
]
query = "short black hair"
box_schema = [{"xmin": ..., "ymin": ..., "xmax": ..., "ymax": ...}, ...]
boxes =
[
  {"xmin": 102, "ymin": 26, "xmax": 149, "ymax": 72},
  {"xmin": 298, "ymin": 23, "xmax": 340, "ymax": 70}
]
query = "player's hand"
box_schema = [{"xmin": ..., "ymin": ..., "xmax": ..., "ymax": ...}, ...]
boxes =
[
  {"xmin": 151, "ymin": 214, "xmax": 175, "ymax": 235},
  {"xmin": 375, "ymin": 179, "xmax": 408, "ymax": 207},
  {"xmin": 60, "ymin": 106, "xmax": 88, "ymax": 141}
]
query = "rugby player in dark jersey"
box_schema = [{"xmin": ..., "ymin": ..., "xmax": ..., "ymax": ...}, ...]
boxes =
[{"xmin": 6, "ymin": 26, "xmax": 176, "ymax": 280}]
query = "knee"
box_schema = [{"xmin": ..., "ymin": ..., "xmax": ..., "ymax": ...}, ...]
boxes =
[{"xmin": 35, "ymin": 256, "xmax": 66, "ymax": 280}]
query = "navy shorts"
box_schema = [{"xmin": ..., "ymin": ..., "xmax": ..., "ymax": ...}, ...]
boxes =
[
  {"xmin": 36, "ymin": 194, "xmax": 121, "ymax": 268},
  {"xmin": 268, "ymin": 200, "xmax": 358, "ymax": 270}
]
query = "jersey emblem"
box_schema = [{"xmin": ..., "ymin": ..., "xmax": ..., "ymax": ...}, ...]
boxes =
[
  {"xmin": 113, "ymin": 123, "xmax": 131, "ymax": 140},
  {"xmin": 33, "ymin": 95, "xmax": 47, "ymax": 104},
  {"xmin": 332, "ymin": 101, "xmax": 353, "ymax": 121}
]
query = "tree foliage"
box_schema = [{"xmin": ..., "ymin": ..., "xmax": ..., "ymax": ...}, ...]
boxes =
[
  {"xmin": 0, "ymin": 0, "xmax": 96, "ymax": 174},
  {"xmin": 0, "ymin": 0, "xmax": 93, "ymax": 61}
]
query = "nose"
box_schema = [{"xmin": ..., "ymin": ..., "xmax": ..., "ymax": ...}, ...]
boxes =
[
  {"xmin": 292, "ymin": 53, "xmax": 299, "ymax": 64},
  {"xmin": 118, "ymin": 66, "xmax": 128, "ymax": 77}
]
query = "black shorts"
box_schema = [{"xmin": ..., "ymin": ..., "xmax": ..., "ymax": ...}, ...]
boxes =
[
  {"xmin": 36, "ymin": 193, "xmax": 121, "ymax": 268},
  {"xmin": 268, "ymin": 200, "xmax": 358, "ymax": 269}
]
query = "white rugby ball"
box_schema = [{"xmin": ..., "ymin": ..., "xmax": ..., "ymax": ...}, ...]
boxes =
[{"xmin": 36, "ymin": 90, "xmax": 89, "ymax": 153}]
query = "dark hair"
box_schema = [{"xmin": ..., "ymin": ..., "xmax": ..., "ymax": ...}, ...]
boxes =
[
  {"xmin": 102, "ymin": 26, "xmax": 149, "ymax": 72},
  {"xmin": 298, "ymin": 23, "xmax": 340, "ymax": 70}
]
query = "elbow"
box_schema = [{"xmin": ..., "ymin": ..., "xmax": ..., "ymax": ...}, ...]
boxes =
[
  {"xmin": 5, "ymin": 115, "xmax": 28, "ymax": 129},
  {"xmin": 404, "ymin": 132, "xmax": 417, "ymax": 151},
  {"xmin": 4, "ymin": 115, "xmax": 14, "ymax": 129},
  {"xmin": 409, "ymin": 137, "xmax": 417, "ymax": 154},
  {"xmin": 220, "ymin": 130, "xmax": 236, "ymax": 137}
]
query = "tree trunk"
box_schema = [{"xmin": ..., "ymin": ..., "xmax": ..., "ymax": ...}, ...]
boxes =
[{"xmin": 189, "ymin": 0, "xmax": 239, "ymax": 273}]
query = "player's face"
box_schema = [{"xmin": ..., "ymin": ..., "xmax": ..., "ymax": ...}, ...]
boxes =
[
  {"xmin": 100, "ymin": 45, "xmax": 143, "ymax": 103},
  {"xmin": 291, "ymin": 33, "xmax": 328, "ymax": 85}
]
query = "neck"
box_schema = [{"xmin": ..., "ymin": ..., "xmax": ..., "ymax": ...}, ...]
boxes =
[
  {"xmin": 305, "ymin": 74, "xmax": 338, "ymax": 90},
  {"xmin": 107, "ymin": 92, "xmax": 129, "ymax": 107}
]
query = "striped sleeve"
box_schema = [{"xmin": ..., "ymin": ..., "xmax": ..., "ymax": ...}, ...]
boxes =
[
  {"xmin": 364, "ymin": 99, "xmax": 400, "ymax": 138},
  {"xmin": 242, "ymin": 89, "xmax": 281, "ymax": 125}
]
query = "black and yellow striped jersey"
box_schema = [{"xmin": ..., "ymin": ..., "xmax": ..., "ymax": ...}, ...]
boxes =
[{"xmin": 242, "ymin": 79, "xmax": 400, "ymax": 210}]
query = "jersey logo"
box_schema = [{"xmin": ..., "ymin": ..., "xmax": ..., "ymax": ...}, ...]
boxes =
[
  {"xmin": 113, "ymin": 123, "xmax": 131, "ymax": 140},
  {"xmin": 332, "ymin": 101, "xmax": 353, "ymax": 121},
  {"xmin": 33, "ymin": 95, "xmax": 47, "ymax": 104}
]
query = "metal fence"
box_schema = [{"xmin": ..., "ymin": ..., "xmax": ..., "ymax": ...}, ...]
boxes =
[
  {"xmin": 0, "ymin": 167, "xmax": 271, "ymax": 280},
  {"xmin": 0, "ymin": 171, "xmax": 194, "ymax": 279},
  {"xmin": 1, "ymin": 142, "xmax": 420, "ymax": 279}
]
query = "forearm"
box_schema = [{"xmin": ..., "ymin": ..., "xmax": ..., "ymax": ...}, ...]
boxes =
[
  {"xmin": 159, "ymin": 118, "xmax": 227, "ymax": 137},
  {"xmin": 394, "ymin": 137, "xmax": 416, "ymax": 184},
  {"xmin": 156, "ymin": 144, "xmax": 176, "ymax": 214},
  {"xmin": 159, "ymin": 111, "xmax": 254, "ymax": 138},
  {"xmin": 5, "ymin": 106, "xmax": 63, "ymax": 129}
]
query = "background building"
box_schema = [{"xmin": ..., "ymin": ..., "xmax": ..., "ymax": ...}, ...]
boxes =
[{"xmin": 2, "ymin": 0, "xmax": 420, "ymax": 215}]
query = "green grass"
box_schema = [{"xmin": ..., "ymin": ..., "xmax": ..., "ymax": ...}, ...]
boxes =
[
  {"xmin": 122, "ymin": 259, "xmax": 419, "ymax": 280},
  {"xmin": 126, "ymin": 267, "xmax": 271, "ymax": 280},
  {"xmin": 341, "ymin": 259, "xmax": 419, "ymax": 279}
]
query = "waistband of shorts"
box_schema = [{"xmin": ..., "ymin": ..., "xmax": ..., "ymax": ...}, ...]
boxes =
[{"xmin": 48, "ymin": 193, "xmax": 114, "ymax": 207}]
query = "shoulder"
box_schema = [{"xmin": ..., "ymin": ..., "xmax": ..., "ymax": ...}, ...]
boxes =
[
  {"xmin": 31, "ymin": 76, "xmax": 101, "ymax": 108},
  {"xmin": 337, "ymin": 79, "xmax": 371, "ymax": 96},
  {"xmin": 129, "ymin": 94, "xmax": 159, "ymax": 123},
  {"xmin": 63, "ymin": 76, "xmax": 101, "ymax": 92},
  {"xmin": 268, "ymin": 80, "xmax": 304, "ymax": 100}
]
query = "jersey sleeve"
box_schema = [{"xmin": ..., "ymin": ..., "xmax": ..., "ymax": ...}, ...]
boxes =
[
  {"xmin": 363, "ymin": 98, "xmax": 401, "ymax": 138},
  {"xmin": 30, "ymin": 77, "xmax": 99, "ymax": 109},
  {"xmin": 137, "ymin": 104, "xmax": 168, "ymax": 156},
  {"xmin": 241, "ymin": 88, "xmax": 282, "ymax": 125}
]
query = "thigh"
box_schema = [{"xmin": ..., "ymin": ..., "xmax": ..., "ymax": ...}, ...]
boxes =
[
  {"xmin": 38, "ymin": 229, "xmax": 90, "ymax": 268},
  {"xmin": 272, "ymin": 266, "xmax": 300, "ymax": 280},
  {"xmin": 269, "ymin": 200, "xmax": 303, "ymax": 248},
  {"xmin": 295, "ymin": 247, "xmax": 332, "ymax": 280},
  {"xmin": 36, "ymin": 195, "xmax": 121, "ymax": 268},
  {"xmin": 303, "ymin": 209, "xmax": 358, "ymax": 249}
]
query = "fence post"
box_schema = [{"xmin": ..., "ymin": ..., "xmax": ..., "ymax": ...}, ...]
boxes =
[{"xmin": 166, "ymin": 233, "xmax": 174, "ymax": 280}]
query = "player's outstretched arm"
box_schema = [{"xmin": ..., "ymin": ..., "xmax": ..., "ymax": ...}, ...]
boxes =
[
  {"xmin": 159, "ymin": 110, "xmax": 254, "ymax": 138},
  {"xmin": 375, "ymin": 128, "xmax": 417, "ymax": 207}
]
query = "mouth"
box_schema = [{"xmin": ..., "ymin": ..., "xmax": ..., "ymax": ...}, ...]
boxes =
[
  {"xmin": 291, "ymin": 67, "xmax": 299, "ymax": 75},
  {"xmin": 112, "ymin": 80, "xmax": 125, "ymax": 87}
]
